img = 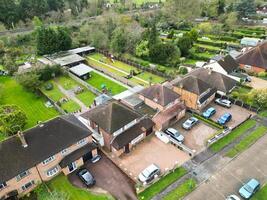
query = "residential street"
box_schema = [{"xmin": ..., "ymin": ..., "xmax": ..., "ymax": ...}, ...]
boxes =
[{"xmin": 185, "ymin": 133, "xmax": 267, "ymax": 200}]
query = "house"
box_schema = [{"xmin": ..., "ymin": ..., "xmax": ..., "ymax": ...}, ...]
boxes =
[
  {"xmin": 240, "ymin": 37, "xmax": 262, "ymax": 47},
  {"xmin": 81, "ymin": 101, "xmax": 154, "ymax": 156},
  {"xmin": 171, "ymin": 76, "xmax": 216, "ymax": 111},
  {"xmin": 69, "ymin": 64, "xmax": 94, "ymax": 80},
  {"xmin": 138, "ymin": 84, "xmax": 186, "ymax": 130},
  {"xmin": 204, "ymin": 55, "xmax": 241, "ymax": 81},
  {"xmin": 236, "ymin": 41, "xmax": 267, "ymax": 73},
  {"xmin": 0, "ymin": 115, "xmax": 98, "ymax": 199},
  {"xmin": 189, "ymin": 68, "xmax": 238, "ymax": 95}
]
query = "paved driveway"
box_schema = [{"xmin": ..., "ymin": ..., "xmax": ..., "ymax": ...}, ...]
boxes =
[
  {"xmin": 185, "ymin": 133, "xmax": 267, "ymax": 200},
  {"xmin": 249, "ymin": 77, "xmax": 267, "ymax": 89},
  {"xmin": 68, "ymin": 151, "xmax": 137, "ymax": 200}
]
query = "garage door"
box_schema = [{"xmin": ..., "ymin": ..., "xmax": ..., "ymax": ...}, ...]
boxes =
[{"xmin": 83, "ymin": 152, "xmax": 93, "ymax": 163}]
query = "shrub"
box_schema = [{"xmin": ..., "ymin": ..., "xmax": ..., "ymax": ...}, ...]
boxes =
[
  {"xmin": 178, "ymin": 67, "xmax": 188, "ymax": 75},
  {"xmin": 258, "ymin": 71, "xmax": 267, "ymax": 78},
  {"xmin": 156, "ymin": 66, "xmax": 166, "ymax": 73}
]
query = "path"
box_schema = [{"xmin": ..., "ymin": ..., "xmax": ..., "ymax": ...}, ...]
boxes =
[
  {"xmin": 88, "ymin": 57, "xmax": 149, "ymax": 85},
  {"xmin": 55, "ymin": 83, "xmax": 87, "ymax": 112}
]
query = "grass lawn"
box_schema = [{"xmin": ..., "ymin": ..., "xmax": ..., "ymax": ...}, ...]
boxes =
[
  {"xmin": 41, "ymin": 81, "xmax": 65, "ymax": 102},
  {"xmin": 226, "ymin": 126, "xmax": 267, "ymax": 158},
  {"xmin": 209, "ymin": 119, "xmax": 256, "ymax": 152},
  {"xmin": 259, "ymin": 110, "xmax": 267, "ymax": 118},
  {"xmin": 57, "ymin": 76, "xmax": 79, "ymax": 90},
  {"xmin": 76, "ymin": 90, "xmax": 96, "ymax": 107},
  {"xmin": 86, "ymin": 72, "xmax": 127, "ymax": 95},
  {"xmin": 163, "ymin": 178, "xmax": 197, "ymax": 200},
  {"xmin": 0, "ymin": 77, "xmax": 58, "ymax": 134},
  {"xmin": 48, "ymin": 174, "xmax": 111, "ymax": 200},
  {"xmin": 252, "ymin": 183, "xmax": 267, "ymax": 200},
  {"xmin": 61, "ymin": 100, "xmax": 81, "ymax": 113},
  {"xmin": 138, "ymin": 167, "xmax": 187, "ymax": 200}
]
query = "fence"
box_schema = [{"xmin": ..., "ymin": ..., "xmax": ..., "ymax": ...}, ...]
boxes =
[
  {"xmin": 96, "ymin": 49, "xmax": 173, "ymax": 81},
  {"xmin": 67, "ymin": 72, "xmax": 102, "ymax": 96},
  {"xmin": 215, "ymin": 93, "xmax": 261, "ymax": 113}
]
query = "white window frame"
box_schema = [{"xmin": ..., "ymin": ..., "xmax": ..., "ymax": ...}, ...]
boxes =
[
  {"xmin": 16, "ymin": 170, "xmax": 30, "ymax": 181},
  {"xmin": 22, "ymin": 180, "xmax": 34, "ymax": 191},
  {"xmin": 61, "ymin": 148, "xmax": 69, "ymax": 155},
  {"xmin": 77, "ymin": 138, "xmax": 87, "ymax": 146},
  {"xmin": 0, "ymin": 182, "xmax": 7, "ymax": 190},
  {"xmin": 42, "ymin": 155, "xmax": 55, "ymax": 165},
  {"xmin": 46, "ymin": 166, "xmax": 59, "ymax": 177}
]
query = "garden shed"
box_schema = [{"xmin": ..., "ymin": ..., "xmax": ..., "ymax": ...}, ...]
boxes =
[{"xmin": 69, "ymin": 64, "xmax": 94, "ymax": 80}]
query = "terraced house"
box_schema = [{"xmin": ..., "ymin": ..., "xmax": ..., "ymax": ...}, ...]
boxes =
[{"xmin": 0, "ymin": 115, "xmax": 98, "ymax": 200}]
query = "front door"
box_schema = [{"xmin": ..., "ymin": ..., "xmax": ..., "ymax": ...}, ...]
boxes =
[
  {"xmin": 124, "ymin": 144, "xmax": 130, "ymax": 154},
  {"xmin": 68, "ymin": 162, "xmax": 77, "ymax": 173}
]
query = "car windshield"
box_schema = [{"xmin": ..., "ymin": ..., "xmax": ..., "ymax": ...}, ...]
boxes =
[
  {"xmin": 142, "ymin": 169, "xmax": 151, "ymax": 178},
  {"xmin": 207, "ymin": 108, "xmax": 214, "ymax": 114},
  {"xmin": 244, "ymin": 184, "xmax": 254, "ymax": 193},
  {"xmin": 82, "ymin": 172, "xmax": 92, "ymax": 180}
]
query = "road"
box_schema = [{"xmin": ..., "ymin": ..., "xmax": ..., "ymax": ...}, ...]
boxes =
[{"xmin": 184, "ymin": 133, "xmax": 267, "ymax": 200}]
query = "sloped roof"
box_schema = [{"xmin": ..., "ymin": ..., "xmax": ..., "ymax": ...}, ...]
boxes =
[
  {"xmin": 81, "ymin": 101, "xmax": 141, "ymax": 134},
  {"xmin": 217, "ymin": 55, "xmax": 239, "ymax": 74},
  {"xmin": 237, "ymin": 41, "xmax": 267, "ymax": 70},
  {"xmin": 0, "ymin": 115, "xmax": 91, "ymax": 183},
  {"xmin": 139, "ymin": 84, "xmax": 180, "ymax": 106}
]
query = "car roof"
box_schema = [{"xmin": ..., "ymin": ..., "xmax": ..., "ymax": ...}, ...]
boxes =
[
  {"xmin": 207, "ymin": 107, "xmax": 215, "ymax": 111},
  {"xmin": 146, "ymin": 164, "xmax": 159, "ymax": 173},
  {"xmin": 223, "ymin": 113, "xmax": 231, "ymax": 117},
  {"xmin": 247, "ymin": 179, "xmax": 260, "ymax": 188},
  {"xmin": 167, "ymin": 128, "xmax": 178, "ymax": 133}
]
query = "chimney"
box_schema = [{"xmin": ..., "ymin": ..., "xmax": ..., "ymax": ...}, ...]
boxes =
[{"xmin": 17, "ymin": 131, "xmax": 28, "ymax": 148}]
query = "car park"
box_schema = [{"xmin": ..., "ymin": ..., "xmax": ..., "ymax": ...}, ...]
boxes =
[
  {"xmin": 77, "ymin": 168, "xmax": 96, "ymax": 187},
  {"xmin": 182, "ymin": 117, "xmax": 199, "ymax": 130},
  {"xmin": 215, "ymin": 98, "xmax": 232, "ymax": 108},
  {"xmin": 217, "ymin": 113, "xmax": 232, "ymax": 125},
  {"xmin": 138, "ymin": 164, "xmax": 160, "ymax": 184},
  {"xmin": 239, "ymin": 178, "xmax": 260, "ymax": 199},
  {"xmin": 202, "ymin": 107, "xmax": 216, "ymax": 119},
  {"xmin": 165, "ymin": 128, "xmax": 184, "ymax": 143},
  {"xmin": 226, "ymin": 195, "xmax": 240, "ymax": 200}
]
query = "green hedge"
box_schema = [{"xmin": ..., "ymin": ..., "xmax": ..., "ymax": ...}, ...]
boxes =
[
  {"xmin": 194, "ymin": 44, "xmax": 222, "ymax": 54},
  {"xmin": 193, "ymin": 114, "xmax": 224, "ymax": 129},
  {"xmin": 205, "ymin": 34, "xmax": 238, "ymax": 42},
  {"xmin": 197, "ymin": 39, "xmax": 226, "ymax": 48}
]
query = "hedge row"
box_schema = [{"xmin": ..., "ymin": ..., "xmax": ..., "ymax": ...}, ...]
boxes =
[
  {"xmin": 197, "ymin": 39, "xmax": 227, "ymax": 48},
  {"xmin": 204, "ymin": 34, "xmax": 238, "ymax": 42},
  {"xmin": 194, "ymin": 44, "xmax": 222, "ymax": 54},
  {"xmin": 193, "ymin": 114, "xmax": 224, "ymax": 129}
]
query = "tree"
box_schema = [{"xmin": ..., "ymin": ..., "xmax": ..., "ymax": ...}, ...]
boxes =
[
  {"xmin": 176, "ymin": 34, "xmax": 193, "ymax": 56},
  {"xmin": 135, "ymin": 40, "xmax": 149, "ymax": 58},
  {"xmin": 189, "ymin": 29, "xmax": 199, "ymax": 42},
  {"xmin": 218, "ymin": 0, "xmax": 225, "ymax": 15},
  {"xmin": 19, "ymin": 0, "xmax": 49, "ymax": 20},
  {"xmin": 225, "ymin": 12, "xmax": 238, "ymax": 27},
  {"xmin": 0, "ymin": 105, "xmax": 27, "ymax": 136},
  {"xmin": 250, "ymin": 89, "xmax": 267, "ymax": 108},
  {"xmin": 0, "ymin": 0, "xmax": 19, "ymax": 28},
  {"xmin": 235, "ymin": 0, "xmax": 256, "ymax": 18},
  {"xmin": 197, "ymin": 22, "xmax": 213, "ymax": 34},
  {"xmin": 15, "ymin": 72, "xmax": 42, "ymax": 92},
  {"xmin": 47, "ymin": 0, "xmax": 64, "ymax": 11},
  {"xmin": 110, "ymin": 28, "xmax": 127, "ymax": 54}
]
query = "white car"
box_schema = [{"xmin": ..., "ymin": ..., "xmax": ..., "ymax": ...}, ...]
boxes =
[
  {"xmin": 226, "ymin": 195, "xmax": 240, "ymax": 200},
  {"xmin": 182, "ymin": 117, "xmax": 199, "ymax": 130},
  {"xmin": 215, "ymin": 98, "xmax": 232, "ymax": 108},
  {"xmin": 138, "ymin": 164, "xmax": 160, "ymax": 183},
  {"xmin": 165, "ymin": 128, "xmax": 184, "ymax": 143}
]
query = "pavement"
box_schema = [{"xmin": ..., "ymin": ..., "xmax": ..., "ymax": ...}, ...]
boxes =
[
  {"xmin": 249, "ymin": 77, "xmax": 267, "ymax": 89},
  {"xmin": 185, "ymin": 132, "xmax": 267, "ymax": 200}
]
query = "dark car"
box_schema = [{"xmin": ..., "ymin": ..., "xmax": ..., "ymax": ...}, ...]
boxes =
[{"xmin": 77, "ymin": 169, "xmax": 96, "ymax": 187}]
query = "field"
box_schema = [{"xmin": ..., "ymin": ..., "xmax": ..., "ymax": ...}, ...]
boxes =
[{"xmin": 0, "ymin": 76, "xmax": 59, "ymax": 137}]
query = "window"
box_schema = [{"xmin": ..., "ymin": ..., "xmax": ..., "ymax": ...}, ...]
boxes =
[
  {"xmin": 22, "ymin": 181, "xmax": 34, "ymax": 191},
  {"xmin": 77, "ymin": 138, "xmax": 87, "ymax": 146},
  {"xmin": 16, "ymin": 170, "xmax": 30, "ymax": 181},
  {"xmin": 61, "ymin": 148, "xmax": 68, "ymax": 155},
  {"xmin": 42, "ymin": 155, "xmax": 55, "ymax": 165},
  {"xmin": 46, "ymin": 166, "xmax": 59, "ymax": 177},
  {"xmin": 0, "ymin": 182, "xmax": 7, "ymax": 190}
]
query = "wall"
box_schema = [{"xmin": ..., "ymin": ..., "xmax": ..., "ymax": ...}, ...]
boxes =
[
  {"xmin": 197, "ymin": 93, "xmax": 216, "ymax": 111},
  {"xmin": 139, "ymin": 94, "xmax": 164, "ymax": 111},
  {"xmin": 173, "ymin": 87, "xmax": 198, "ymax": 110}
]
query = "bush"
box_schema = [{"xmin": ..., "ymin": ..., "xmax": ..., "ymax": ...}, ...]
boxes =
[
  {"xmin": 258, "ymin": 72, "xmax": 267, "ymax": 78},
  {"xmin": 178, "ymin": 67, "xmax": 188, "ymax": 75},
  {"xmin": 156, "ymin": 66, "xmax": 166, "ymax": 73}
]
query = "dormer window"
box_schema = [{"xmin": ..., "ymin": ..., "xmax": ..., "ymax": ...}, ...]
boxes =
[{"xmin": 16, "ymin": 170, "xmax": 30, "ymax": 181}]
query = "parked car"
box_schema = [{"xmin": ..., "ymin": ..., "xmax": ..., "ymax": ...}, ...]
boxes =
[
  {"xmin": 77, "ymin": 168, "xmax": 96, "ymax": 187},
  {"xmin": 239, "ymin": 179, "xmax": 260, "ymax": 199},
  {"xmin": 91, "ymin": 154, "xmax": 101, "ymax": 163},
  {"xmin": 226, "ymin": 195, "xmax": 240, "ymax": 200},
  {"xmin": 138, "ymin": 164, "xmax": 160, "ymax": 183},
  {"xmin": 182, "ymin": 117, "xmax": 199, "ymax": 130},
  {"xmin": 217, "ymin": 113, "xmax": 232, "ymax": 125},
  {"xmin": 215, "ymin": 98, "xmax": 232, "ymax": 108},
  {"xmin": 202, "ymin": 107, "xmax": 216, "ymax": 119},
  {"xmin": 165, "ymin": 128, "xmax": 184, "ymax": 143}
]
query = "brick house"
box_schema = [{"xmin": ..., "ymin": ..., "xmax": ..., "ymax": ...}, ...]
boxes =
[
  {"xmin": 139, "ymin": 84, "xmax": 186, "ymax": 130},
  {"xmin": 0, "ymin": 115, "xmax": 97, "ymax": 199},
  {"xmin": 81, "ymin": 101, "xmax": 154, "ymax": 156},
  {"xmin": 236, "ymin": 41, "xmax": 267, "ymax": 73},
  {"xmin": 171, "ymin": 76, "xmax": 217, "ymax": 111}
]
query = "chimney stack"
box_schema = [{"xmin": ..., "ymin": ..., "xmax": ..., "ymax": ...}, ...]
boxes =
[{"xmin": 17, "ymin": 131, "xmax": 28, "ymax": 148}]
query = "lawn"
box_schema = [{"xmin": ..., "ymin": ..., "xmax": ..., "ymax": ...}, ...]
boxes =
[
  {"xmin": 259, "ymin": 110, "xmax": 267, "ymax": 118},
  {"xmin": 76, "ymin": 90, "xmax": 96, "ymax": 107},
  {"xmin": 61, "ymin": 100, "xmax": 81, "ymax": 113},
  {"xmin": 138, "ymin": 167, "xmax": 187, "ymax": 200},
  {"xmin": 226, "ymin": 126, "xmax": 267, "ymax": 158},
  {"xmin": 86, "ymin": 71, "xmax": 127, "ymax": 95},
  {"xmin": 163, "ymin": 178, "xmax": 197, "ymax": 200},
  {"xmin": 252, "ymin": 183, "xmax": 267, "ymax": 200},
  {"xmin": 57, "ymin": 76, "xmax": 79, "ymax": 90},
  {"xmin": 0, "ymin": 77, "xmax": 59, "ymax": 134},
  {"xmin": 209, "ymin": 119, "xmax": 256, "ymax": 152},
  {"xmin": 41, "ymin": 81, "xmax": 65, "ymax": 102}
]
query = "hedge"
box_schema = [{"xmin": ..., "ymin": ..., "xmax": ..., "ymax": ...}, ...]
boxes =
[{"xmin": 193, "ymin": 114, "xmax": 224, "ymax": 129}]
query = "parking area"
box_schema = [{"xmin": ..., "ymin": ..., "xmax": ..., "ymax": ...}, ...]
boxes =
[
  {"xmin": 249, "ymin": 76, "xmax": 267, "ymax": 89},
  {"xmin": 115, "ymin": 136, "xmax": 191, "ymax": 181},
  {"xmin": 68, "ymin": 151, "xmax": 137, "ymax": 200},
  {"xmin": 185, "ymin": 132, "xmax": 267, "ymax": 200},
  {"xmin": 172, "ymin": 113, "xmax": 218, "ymax": 153},
  {"xmin": 208, "ymin": 103, "xmax": 255, "ymax": 128}
]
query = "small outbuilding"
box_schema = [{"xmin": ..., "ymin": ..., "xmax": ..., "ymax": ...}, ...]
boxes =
[
  {"xmin": 69, "ymin": 64, "xmax": 94, "ymax": 80},
  {"xmin": 68, "ymin": 46, "xmax": 95, "ymax": 56}
]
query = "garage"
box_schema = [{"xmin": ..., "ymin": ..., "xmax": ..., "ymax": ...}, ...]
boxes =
[{"xmin": 83, "ymin": 151, "xmax": 93, "ymax": 163}]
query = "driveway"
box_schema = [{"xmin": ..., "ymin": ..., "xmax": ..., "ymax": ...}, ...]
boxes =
[
  {"xmin": 185, "ymin": 133, "xmax": 267, "ymax": 200},
  {"xmin": 68, "ymin": 151, "xmax": 137, "ymax": 200},
  {"xmin": 209, "ymin": 103, "xmax": 255, "ymax": 128},
  {"xmin": 249, "ymin": 77, "xmax": 267, "ymax": 89},
  {"xmin": 172, "ymin": 113, "xmax": 217, "ymax": 153}
]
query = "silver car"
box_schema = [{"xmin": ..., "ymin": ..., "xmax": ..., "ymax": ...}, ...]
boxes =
[
  {"xmin": 226, "ymin": 195, "xmax": 240, "ymax": 200},
  {"xmin": 182, "ymin": 117, "xmax": 199, "ymax": 130},
  {"xmin": 215, "ymin": 98, "xmax": 231, "ymax": 108},
  {"xmin": 138, "ymin": 164, "xmax": 160, "ymax": 183},
  {"xmin": 165, "ymin": 128, "xmax": 184, "ymax": 143}
]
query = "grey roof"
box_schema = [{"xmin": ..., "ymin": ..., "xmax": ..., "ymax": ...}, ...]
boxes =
[
  {"xmin": 81, "ymin": 101, "xmax": 142, "ymax": 134},
  {"xmin": 139, "ymin": 84, "xmax": 180, "ymax": 107},
  {"xmin": 68, "ymin": 46, "xmax": 95, "ymax": 54},
  {"xmin": 189, "ymin": 68, "xmax": 238, "ymax": 93},
  {"xmin": 0, "ymin": 115, "xmax": 91, "ymax": 183},
  {"xmin": 46, "ymin": 52, "xmax": 85, "ymax": 66},
  {"xmin": 217, "ymin": 55, "xmax": 239, "ymax": 74},
  {"xmin": 94, "ymin": 94, "xmax": 112, "ymax": 106},
  {"xmin": 70, "ymin": 64, "xmax": 93, "ymax": 76}
]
